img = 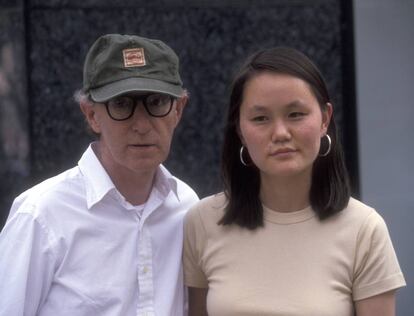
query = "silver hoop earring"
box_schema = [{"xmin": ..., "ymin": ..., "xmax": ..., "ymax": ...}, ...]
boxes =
[
  {"xmin": 319, "ymin": 134, "xmax": 332, "ymax": 157},
  {"xmin": 240, "ymin": 146, "xmax": 249, "ymax": 166}
]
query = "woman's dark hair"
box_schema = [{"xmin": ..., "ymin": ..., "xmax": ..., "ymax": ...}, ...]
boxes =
[{"xmin": 219, "ymin": 47, "xmax": 350, "ymax": 230}]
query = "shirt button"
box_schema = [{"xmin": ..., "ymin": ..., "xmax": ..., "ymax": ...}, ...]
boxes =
[{"xmin": 143, "ymin": 266, "xmax": 148, "ymax": 274}]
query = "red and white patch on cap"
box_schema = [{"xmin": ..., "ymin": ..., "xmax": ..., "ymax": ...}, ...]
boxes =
[{"xmin": 123, "ymin": 48, "xmax": 146, "ymax": 67}]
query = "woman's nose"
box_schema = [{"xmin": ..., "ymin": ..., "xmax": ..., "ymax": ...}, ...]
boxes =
[{"xmin": 271, "ymin": 120, "xmax": 291, "ymax": 143}]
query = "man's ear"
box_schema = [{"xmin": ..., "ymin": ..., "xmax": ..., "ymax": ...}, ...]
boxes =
[
  {"xmin": 79, "ymin": 99, "xmax": 101, "ymax": 134},
  {"xmin": 173, "ymin": 95, "xmax": 188, "ymax": 126}
]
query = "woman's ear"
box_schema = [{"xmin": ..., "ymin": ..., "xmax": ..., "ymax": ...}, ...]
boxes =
[
  {"xmin": 236, "ymin": 123, "xmax": 246, "ymax": 146},
  {"xmin": 79, "ymin": 99, "xmax": 101, "ymax": 134},
  {"xmin": 321, "ymin": 102, "xmax": 333, "ymax": 134}
]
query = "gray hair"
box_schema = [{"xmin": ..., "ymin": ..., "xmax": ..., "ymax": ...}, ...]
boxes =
[{"xmin": 73, "ymin": 89, "xmax": 91, "ymax": 104}]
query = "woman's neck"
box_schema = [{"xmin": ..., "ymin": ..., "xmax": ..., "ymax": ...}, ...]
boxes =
[{"xmin": 259, "ymin": 171, "xmax": 311, "ymax": 212}]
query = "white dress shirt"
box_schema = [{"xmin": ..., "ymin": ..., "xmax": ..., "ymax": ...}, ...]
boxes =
[{"xmin": 0, "ymin": 144, "xmax": 199, "ymax": 316}]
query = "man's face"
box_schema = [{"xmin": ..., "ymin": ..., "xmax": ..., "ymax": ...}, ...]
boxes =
[{"xmin": 81, "ymin": 93, "xmax": 186, "ymax": 178}]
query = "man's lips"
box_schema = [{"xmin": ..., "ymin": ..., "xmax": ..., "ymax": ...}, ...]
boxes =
[{"xmin": 129, "ymin": 143, "xmax": 156, "ymax": 148}]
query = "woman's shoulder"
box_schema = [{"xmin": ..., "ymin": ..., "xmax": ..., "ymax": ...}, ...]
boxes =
[
  {"xmin": 194, "ymin": 192, "xmax": 227, "ymax": 208},
  {"xmin": 346, "ymin": 197, "xmax": 375, "ymax": 214},
  {"xmin": 185, "ymin": 192, "xmax": 228, "ymax": 227},
  {"xmin": 337, "ymin": 197, "xmax": 387, "ymax": 229}
]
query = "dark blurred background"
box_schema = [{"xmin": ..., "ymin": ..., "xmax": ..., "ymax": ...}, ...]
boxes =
[{"xmin": 0, "ymin": 0, "xmax": 358, "ymax": 226}]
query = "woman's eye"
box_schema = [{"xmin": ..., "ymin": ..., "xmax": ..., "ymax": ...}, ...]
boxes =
[
  {"xmin": 251, "ymin": 116, "xmax": 268, "ymax": 122},
  {"xmin": 289, "ymin": 112, "xmax": 305, "ymax": 119}
]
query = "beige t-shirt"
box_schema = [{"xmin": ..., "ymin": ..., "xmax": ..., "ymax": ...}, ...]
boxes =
[{"xmin": 183, "ymin": 193, "xmax": 406, "ymax": 316}]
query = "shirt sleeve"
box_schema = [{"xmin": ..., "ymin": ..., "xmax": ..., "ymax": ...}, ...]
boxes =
[
  {"xmin": 352, "ymin": 211, "xmax": 406, "ymax": 301},
  {"xmin": 183, "ymin": 206, "xmax": 208, "ymax": 288},
  {"xmin": 0, "ymin": 211, "xmax": 57, "ymax": 315}
]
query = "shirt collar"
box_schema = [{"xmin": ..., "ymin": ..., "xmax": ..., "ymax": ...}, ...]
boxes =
[
  {"xmin": 78, "ymin": 143, "xmax": 116, "ymax": 209},
  {"xmin": 155, "ymin": 164, "xmax": 180, "ymax": 202},
  {"xmin": 78, "ymin": 143, "xmax": 180, "ymax": 210}
]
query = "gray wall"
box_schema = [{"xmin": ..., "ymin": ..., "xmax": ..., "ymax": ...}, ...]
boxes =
[{"xmin": 354, "ymin": 0, "xmax": 413, "ymax": 313}]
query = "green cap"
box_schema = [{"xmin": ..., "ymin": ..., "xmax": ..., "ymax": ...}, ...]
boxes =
[{"xmin": 83, "ymin": 34, "xmax": 184, "ymax": 102}]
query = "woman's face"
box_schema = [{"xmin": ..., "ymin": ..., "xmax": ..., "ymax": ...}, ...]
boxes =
[{"xmin": 238, "ymin": 71, "xmax": 332, "ymax": 180}]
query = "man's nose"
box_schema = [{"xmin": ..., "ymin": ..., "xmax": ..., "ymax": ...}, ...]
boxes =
[{"xmin": 131, "ymin": 103, "xmax": 152, "ymax": 134}]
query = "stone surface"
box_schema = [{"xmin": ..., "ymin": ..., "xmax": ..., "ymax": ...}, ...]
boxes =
[
  {"xmin": 0, "ymin": 2, "xmax": 30, "ymax": 227},
  {"xmin": 1, "ymin": 0, "xmax": 351, "ymax": 227},
  {"xmin": 28, "ymin": 1, "xmax": 344, "ymax": 199}
]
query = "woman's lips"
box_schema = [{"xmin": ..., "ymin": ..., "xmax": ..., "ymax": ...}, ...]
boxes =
[{"xmin": 270, "ymin": 148, "xmax": 296, "ymax": 156}]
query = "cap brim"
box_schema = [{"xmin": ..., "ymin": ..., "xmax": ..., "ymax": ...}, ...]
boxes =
[{"xmin": 89, "ymin": 77, "xmax": 184, "ymax": 102}]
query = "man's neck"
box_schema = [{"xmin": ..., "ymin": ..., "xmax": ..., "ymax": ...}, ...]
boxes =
[
  {"xmin": 111, "ymin": 170, "xmax": 155, "ymax": 206},
  {"xmin": 92, "ymin": 143, "xmax": 157, "ymax": 205}
]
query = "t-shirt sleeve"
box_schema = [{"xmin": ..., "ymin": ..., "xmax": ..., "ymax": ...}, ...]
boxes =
[
  {"xmin": 183, "ymin": 206, "xmax": 208, "ymax": 288},
  {"xmin": 352, "ymin": 211, "xmax": 406, "ymax": 301}
]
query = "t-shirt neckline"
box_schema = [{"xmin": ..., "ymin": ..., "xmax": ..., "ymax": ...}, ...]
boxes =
[{"xmin": 263, "ymin": 204, "xmax": 315, "ymax": 224}]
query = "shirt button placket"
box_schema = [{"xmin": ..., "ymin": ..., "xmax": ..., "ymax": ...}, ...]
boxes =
[{"xmin": 136, "ymin": 226, "xmax": 155, "ymax": 316}]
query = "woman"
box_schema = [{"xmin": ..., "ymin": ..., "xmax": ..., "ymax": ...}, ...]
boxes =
[{"xmin": 183, "ymin": 47, "xmax": 406, "ymax": 316}]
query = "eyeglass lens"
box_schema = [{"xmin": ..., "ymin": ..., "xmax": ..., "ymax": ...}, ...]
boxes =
[{"xmin": 105, "ymin": 93, "xmax": 173, "ymax": 120}]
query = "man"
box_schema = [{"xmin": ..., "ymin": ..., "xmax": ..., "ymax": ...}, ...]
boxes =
[{"xmin": 0, "ymin": 34, "xmax": 199, "ymax": 316}]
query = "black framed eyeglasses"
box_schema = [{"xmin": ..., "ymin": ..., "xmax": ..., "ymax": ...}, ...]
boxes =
[{"xmin": 103, "ymin": 93, "xmax": 175, "ymax": 121}]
